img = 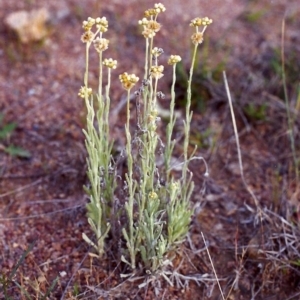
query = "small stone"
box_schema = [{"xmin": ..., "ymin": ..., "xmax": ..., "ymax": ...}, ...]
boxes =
[
  {"xmin": 59, "ymin": 271, "xmax": 67, "ymax": 277},
  {"xmin": 4, "ymin": 8, "xmax": 50, "ymax": 43}
]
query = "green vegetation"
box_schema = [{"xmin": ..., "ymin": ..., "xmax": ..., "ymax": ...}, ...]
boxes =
[
  {"xmin": 0, "ymin": 114, "xmax": 30, "ymax": 158},
  {"xmin": 79, "ymin": 4, "xmax": 211, "ymax": 274}
]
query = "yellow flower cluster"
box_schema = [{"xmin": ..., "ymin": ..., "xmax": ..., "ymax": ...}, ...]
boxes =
[
  {"xmin": 81, "ymin": 31, "xmax": 94, "ymax": 43},
  {"xmin": 141, "ymin": 20, "xmax": 161, "ymax": 38},
  {"xmin": 148, "ymin": 191, "xmax": 158, "ymax": 200},
  {"xmin": 189, "ymin": 16, "xmax": 212, "ymax": 45},
  {"xmin": 144, "ymin": 3, "xmax": 166, "ymax": 17},
  {"xmin": 81, "ymin": 16, "xmax": 109, "ymax": 44},
  {"xmin": 168, "ymin": 55, "xmax": 181, "ymax": 65},
  {"xmin": 82, "ymin": 16, "xmax": 109, "ymax": 32},
  {"xmin": 82, "ymin": 17, "xmax": 96, "ymax": 31},
  {"xmin": 144, "ymin": 8, "xmax": 157, "ymax": 18},
  {"xmin": 95, "ymin": 17, "xmax": 108, "ymax": 32},
  {"xmin": 154, "ymin": 3, "xmax": 166, "ymax": 13},
  {"xmin": 150, "ymin": 65, "xmax": 164, "ymax": 79},
  {"xmin": 152, "ymin": 47, "xmax": 164, "ymax": 57},
  {"xmin": 119, "ymin": 72, "xmax": 139, "ymax": 90},
  {"xmin": 191, "ymin": 32, "xmax": 203, "ymax": 45},
  {"xmin": 139, "ymin": 3, "xmax": 165, "ymax": 39},
  {"xmin": 78, "ymin": 86, "xmax": 92, "ymax": 98},
  {"xmin": 103, "ymin": 58, "xmax": 117, "ymax": 69},
  {"xmin": 190, "ymin": 17, "xmax": 213, "ymax": 27},
  {"xmin": 93, "ymin": 37, "xmax": 109, "ymax": 52}
]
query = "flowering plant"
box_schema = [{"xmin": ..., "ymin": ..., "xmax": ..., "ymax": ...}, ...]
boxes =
[{"xmin": 79, "ymin": 3, "xmax": 212, "ymax": 273}]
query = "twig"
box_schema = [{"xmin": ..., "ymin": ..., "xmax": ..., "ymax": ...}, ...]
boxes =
[
  {"xmin": 201, "ymin": 232, "xmax": 225, "ymax": 300},
  {"xmin": 0, "ymin": 178, "xmax": 42, "ymax": 198},
  {"xmin": 60, "ymin": 248, "xmax": 90, "ymax": 300},
  {"xmin": 0, "ymin": 204, "xmax": 83, "ymax": 221}
]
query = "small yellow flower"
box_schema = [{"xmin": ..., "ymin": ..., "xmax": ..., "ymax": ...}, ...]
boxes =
[
  {"xmin": 201, "ymin": 17, "xmax": 213, "ymax": 26},
  {"xmin": 190, "ymin": 17, "xmax": 213, "ymax": 27},
  {"xmin": 148, "ymin": 191, "xmax": 158, "ymax": 200},
  {"xmin": 150, "ymin": 65, "xmax": 164, "ymax": 79},
  {"xmin": 152, "ymin": 47, "xmax": 164, "ymax": 57},
  {"xmin": 93, "ymin": 37, "xmax": 109, "ymax": 52},
  {"xmin": 168, "ymin": 55, "xmax": 181, "ymax": 65},
  {"xmin": 147, "ymin": 20, "xmax": 161, "ymax": 32},
  {"xmin": 78, "ymin": 86, "xmax": 92, "ymax": 98},
  {"xmin": 144, "ymin": 8, "xmax": 157, "ymax": 18},
  {"xmin": 191, "ymin": 32, "xmax": 203, "ymax": 45},
  {"xmin": 138, "ymin": 18, "xmax": 149, "ymax": 26},
  {"xmin": 81, "ymin": 30, "xmax": 94, "ymax": 43},
  {"xmin": 119, "ymin": 72, "xmax": 139, "ymax": 90},
  {"xmin": 82, "ymin": 17, "xmax": 95, "ymax": 31},
  {"xmin": 103, "ymin": 58, "xmax": 117, "ymax": 69},
  {"xmin": 154, "ymin": 3, "xmax": 166, "ymax": 13},
  {"xmin": 95, "ymin": 16, "xmax": 108, "ymax": 32}
]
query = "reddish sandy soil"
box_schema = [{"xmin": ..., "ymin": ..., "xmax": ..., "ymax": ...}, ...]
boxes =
[{"xmin": 0, "ymin": 0, "xmax": 300, "ymax": 299}]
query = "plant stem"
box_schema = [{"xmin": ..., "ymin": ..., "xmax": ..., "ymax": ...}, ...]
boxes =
[
  {"xmin": 98, "ymin": 51, "xmax": 103, "ymax": 102},
  {"xmin": 165, "ymin": 63, "xmax": 177, "ymax": 180},
  {"xmin": 183, "ymin": 43, "xmax": 198, "ymax": 183},
  {"xmin": 281, "ymin": 19, "xmax": 299, "ymax": 181}
]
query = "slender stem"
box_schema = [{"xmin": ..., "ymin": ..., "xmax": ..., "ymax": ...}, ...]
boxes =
[
  {"xmin": 144, "ymin": 38, "xmax": 149, "ymax": 80},
  {"xmin": 165, "ymin": 63, "xmax": 177, "ymax": 179},
  {"xmin": 125, "ymin": 87, "xmax": 136, "ymax": 268},
  {"xmin": 183, "ymin": 43, "xmax": 198, "ymax": 181},
  {"xmin": 149, "ymin": 37, "xmax": 154, "ymax": 70},
  {"xmin": 84, "ymin": 43, "xmax": 91, "ymax": 93},
  {"xmin": 153, "ymin": 77, "xmax": 158, "ymax": 109},
  {"xmin": 170, "ymin": 64, "xmax": 177, "ymax": 125},
  {"xmin": 126, "ymin": 89, "xmax": 131, "ymax": 131},
  {"xmin": 106, "ymin": 68, "xmax": 112, "ymax": 140},
  {"xmin": 281, "ymin": 19, "xmax": 298, "ymax": 181},
  {"xmin": 144, "ymin": 39, "xmax": 149, "ymax": 121},
  {"xmin": 148, "ymin": 38, "xmax": 154, "ymax": 111},
  {"xmin": 98, "ymin": 51, "xmax": 103, "ymax": 102}
]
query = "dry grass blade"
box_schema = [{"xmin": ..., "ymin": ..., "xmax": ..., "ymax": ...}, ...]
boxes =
[
  {"xmin": 201, "ymin": 232, "xmax": 225, "ymax": 300},
  {"xmin": 222, "ymin": 71, "xmax": 271, "ymax": 224}
]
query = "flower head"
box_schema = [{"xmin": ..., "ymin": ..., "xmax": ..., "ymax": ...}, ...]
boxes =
[
  {"xmin": 148, "ymin": 191, "xmax": 158, "ymax": 200},
  {"xmin": 150, "ymin": 65, "xmax": 164, "ymax": 79},
  {"xmin": 138, "ymin": 18, "xmax": 149, "ymax": 26},
  {"xmin": 147, "ymin": 20, "xmax": 161, "ymax": 32},
  {"xmin": 95, "ymin": 17, "xmax": 108, "ymax": 32},
  {"xmin": 191, "ymin": 32, "xmax": 203, "ymax": 45},
  {"xmin": 144, "ymin": 8, "xmax": 157, "ymax": 18},
  {"xmin": 154, "ymin": 3, "xmax": 166, "ymax": 13},
  {"xmin": 119, "ymin": 72, "xmax": 139, "ymax": 90},
  {"xmin": 190, "ymin": 17, "xmax": 213, "ymax": 27},
  {"xmin": 93, "ymin": 37, "xmax": 109, "ymax": 52},
  {"xmin": 168, "ymin": 55, "xmax": 181, "ymax": 65},
  {"xmin": 81, "ymin": 31, "xmax": 94, "ymax": 43},
  {"xmin": 152, "ymin": 47, "xmax": 164, "ymax": 57},
  {"xmin": 142, "ymin": 28, "xmax": 156, "ymax": 39},
  {"xmin": 139, "ymin": 16, "xmax": 161, "ymax": 39},
  {"xmin": 103, "ymin": 58, "xmax": 117, "ymax": 69},
  {"xmin": 78, "ymin": 86, "xmax": 92, "ymax": 98},
  {"xmin": 82, "ymin": 17, "xmax": 95, "ymax": 31}
]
